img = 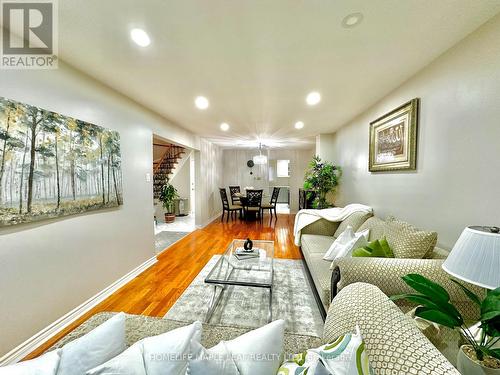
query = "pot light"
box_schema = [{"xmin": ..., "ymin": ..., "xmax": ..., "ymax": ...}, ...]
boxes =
[
  {"xmin": 130, "ymin": 28, "xmax": 151, "ymax": 47},
  {"xmin": 294, "ymin": 121, "xmax": 304, "ymax": 129},
  {"xmin": 194, "ymin": 96, "xmax": 209, "ymax": 110},
  {"xmin": 220, "ymin": 122, "xmax": 230, "ymax": 131},
  {"xmin": 306, "ymin": 92, "xmax": 321, "ymax": 106},
  {"xmin": 342, "ymin": 13, "xmax": 363, "ymax": 28}
]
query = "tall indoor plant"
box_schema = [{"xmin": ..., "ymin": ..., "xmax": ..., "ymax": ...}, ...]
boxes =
[
  {"xmin": 159, "ymin": 181, "xmax": 178, "ymax": 223},
  {"xmin": 392, "ymin": 274, "xmax": 500, "ymax": 373},
  {"xmin": 303, "ymin": 156, "xmax": 341, "ymax": 209}
]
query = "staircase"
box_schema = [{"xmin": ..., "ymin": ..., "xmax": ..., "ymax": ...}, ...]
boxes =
[{"xmin": 153, "ymin": 144, "xmax": 185, "ymax": 199}]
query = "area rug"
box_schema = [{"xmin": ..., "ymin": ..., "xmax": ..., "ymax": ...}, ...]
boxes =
[
  {"xmin": 155, "ymin": 231, "xmax": 190, "ymax": 252},
  {"xmin": 164, "ymin": 255, "xmax": 324, "ymax": 337}
]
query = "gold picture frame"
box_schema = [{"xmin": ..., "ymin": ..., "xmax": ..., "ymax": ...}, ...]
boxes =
[{"xmin": 369, "ymin": 98, "xmax": 419, "ymax": 172}]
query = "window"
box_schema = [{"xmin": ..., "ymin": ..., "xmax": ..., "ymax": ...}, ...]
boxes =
[{"xmin": 276, "ymin": 160, "xmax": 290, "ymax": 177}]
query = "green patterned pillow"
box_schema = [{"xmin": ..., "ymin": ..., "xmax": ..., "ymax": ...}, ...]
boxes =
[
  {"xmin": 352, "ymin": 237, "xmax": 394, "ymax": 258},
  {"xmin": 278, "ymin": 327, "xmax": 373, "ymax": 375},
  {"xmin": 309, "ymin": 326, "xmax": 373, "ymax": 375},
  {"xmin": 277, "ymin": 352, "xmax": 311, "ymax": 375}
]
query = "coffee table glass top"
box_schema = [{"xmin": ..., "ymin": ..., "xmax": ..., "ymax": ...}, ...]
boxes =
[{"xmin": 205, "ymin": 239, "xmax": 274, "ymax": 287}]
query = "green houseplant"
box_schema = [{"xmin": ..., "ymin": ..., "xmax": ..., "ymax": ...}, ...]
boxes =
[
  {"xmin": 159, "ymin": 182, "xmax": 178, "ymax": 223},
  {"xmin": 392, "ymin": 274, "xmax": 500, "ymax": 372},
  {"xmin": 303, "ymin": 156, "xmax": 341, "ymax": 209}
]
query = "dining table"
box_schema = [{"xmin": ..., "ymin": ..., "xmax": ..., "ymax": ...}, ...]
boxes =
[{"xmin": 234, "ymin": 191, "xmax": 270, "ymax": 220}]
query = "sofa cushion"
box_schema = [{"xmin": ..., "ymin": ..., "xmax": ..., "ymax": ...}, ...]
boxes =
[
  {"xmin": 301, "ymin": 219, "xmax": 340, "ymax": 237},
  {"xmin": 301, "ymin": 234, "xmax": 335, "ymax": 255},
  {"xmin": 301, "ymin": 251, "xmax": 332, "ymax": 309},
  {"xmin": 385, "ymin": 217, "xmax": 438, "ymax": 259},
  {"xmin": 333, "ymin": 211, "xmax": 373, "ymax": 238},
  {"xmin": 357, "ymin": 216, "xmax": 386, "ymax": 241}
]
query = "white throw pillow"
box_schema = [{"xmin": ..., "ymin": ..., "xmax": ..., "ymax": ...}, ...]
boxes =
[
  {"xmin": 142, "ymin": 321, "xmax": 202, "ymax": 375},
  {"xmin": 0, "ymin": 349, "xmax": 61, "ymax": 375},
  {"xmin": 308, "ymin": 326, "xmax": 372, "ymax": 375},
  {"xmin": 324, "ymin": 227, "xmax": 370, "ymax": 261},
  {"xmin": 86, "ymin": 343, "xmax": 146, "ymax": 375},
  {"xmin": 57, "ymin": 312, "xmax": 126, "ymax": 375},
  {"xmin": 333, "ymin": 229, "xmax": 370, "ymax": 260},
  {"xmin": 323, "ymin": 226, "xmax": 355, "ymax": 261},
  {"xmin": 188, "ymin": 319, "xmax": 285, "ymax": 375}
]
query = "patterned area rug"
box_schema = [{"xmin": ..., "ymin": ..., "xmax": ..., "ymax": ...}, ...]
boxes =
[
  {"xmin": 154, "ymin": 231, "xmax": 190, "ymax": 253},
  {"xmin": 164, "ymin": 255, "xmax": 324, "ymax": 337}
]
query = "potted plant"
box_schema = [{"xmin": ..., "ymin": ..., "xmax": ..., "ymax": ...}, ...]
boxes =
[
  {"xmin": 392, "ymin": 274, "xmax": 500, "ymax": 374},
  {"xmin": 303, "ymin": 156, "xmax": 341, "ymax": 209},
  {"xmin": 159, "ymin": 182, "xmax": 178, "ymax": 223}
]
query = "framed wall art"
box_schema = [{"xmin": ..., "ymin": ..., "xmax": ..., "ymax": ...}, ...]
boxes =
[{"xmin": 369, "ymin": 98, "xmax": 419, "ymax": 172}]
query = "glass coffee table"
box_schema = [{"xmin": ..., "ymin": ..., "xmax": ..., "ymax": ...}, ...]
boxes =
[{"xmin": 204, "ymin": 239, "xmax": 274, "ymax": 323}]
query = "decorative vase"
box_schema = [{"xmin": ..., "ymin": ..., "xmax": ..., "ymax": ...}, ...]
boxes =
[
  {"xmin": 457, "ymin": 345, "xmax": 500, "ymax": 375},
  {"xmin": 244, "ymin": 238, "xmax": 253, "ymax": 251},
  {"xmin": 164, "ymin": 213, "xmax": 175, "ymax": 223}
]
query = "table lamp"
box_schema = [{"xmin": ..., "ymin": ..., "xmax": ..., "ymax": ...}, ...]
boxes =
[{"xmin": 442, "ymin": 226, "xmax": 500, "ymax": 289}]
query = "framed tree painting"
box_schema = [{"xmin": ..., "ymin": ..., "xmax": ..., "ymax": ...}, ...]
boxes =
[
  {"xmin": 0, "ymin": 96, "xmax": 123, "ymax": 227},
  {"xmin": 369, "ymin": 98, "xmax": 419, "ymax": 172}
]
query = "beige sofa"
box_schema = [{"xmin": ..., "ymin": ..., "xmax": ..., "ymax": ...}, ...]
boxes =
[
  {"xmin": 299, "ymin": 211, "xmax": 482, "ymax": 321},
  {"xmin": 47, "ymin": 282, "xmax": 460, "ymax": 374}
]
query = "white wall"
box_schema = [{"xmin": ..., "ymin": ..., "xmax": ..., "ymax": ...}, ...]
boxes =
[
  {"xmin": 223, "ymin": 148, "xmax": 314, "ymax": 212},
  {"xmin": 195, "ymin": 139, "xmax": 224, "ymax": 226},
  {"xmin": 322, "ymin": 14, "xmax": 500, "ymax": 249},
  {"xmin": 0, "ymin": 62, "xmax": 198, "ymax": 356}
]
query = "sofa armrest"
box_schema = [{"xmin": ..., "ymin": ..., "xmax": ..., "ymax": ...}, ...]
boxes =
[
  {"xmin": 331, "ymin": 257, "xmax": 483, "ymax": 320},
  {"xmin": 324, "ymin": 282, "xmax": 460, "ymax": 374}
]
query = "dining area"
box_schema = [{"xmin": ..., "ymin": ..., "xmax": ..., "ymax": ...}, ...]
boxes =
[{"xmin": 219, "ymin": 186, "xmax": 281, "ymax": 222}]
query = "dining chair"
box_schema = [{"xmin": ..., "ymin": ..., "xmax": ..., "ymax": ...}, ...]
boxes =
[
  {"xmin": 261, "ymin": 187, "xmax": 280, "ymax": 219},
  {"xmin": 228, "ymin": 186, "xmax": 241, "ymax": 205},
  {"xmin": 219, "ymin": 188, "xmax": 242, "ymax": 222},
  {"xmin": 243, "ymin": 189, "xmax": 263, "ymax": 221}
]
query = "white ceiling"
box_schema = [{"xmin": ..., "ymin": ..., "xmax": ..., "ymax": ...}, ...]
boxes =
[{"xmin": 57, "ymin": 0, "xmax": 500, "ymax": 149}]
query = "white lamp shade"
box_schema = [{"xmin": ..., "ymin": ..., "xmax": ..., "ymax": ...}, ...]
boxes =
[
  {"xmin": 253, "ymin": 154, "xmax": 267, "ymax": 165},
  {"xmin": 442, "ymin": 226, "xmax": 500, "ymax": 289}
]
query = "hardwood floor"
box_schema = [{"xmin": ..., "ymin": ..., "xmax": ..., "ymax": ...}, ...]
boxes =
[{"xmin": 25, "ymin": 213, "xmax": 301, "ymax": 360}]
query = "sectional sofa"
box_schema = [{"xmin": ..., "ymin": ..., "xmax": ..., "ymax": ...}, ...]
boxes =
[
  {"xmin": 299, "ymin": 211, "xmax": 482, "ymax": 323},
  {"xmin": 47, "ymin": 282, "xmax": 460, "ymax": 374}
]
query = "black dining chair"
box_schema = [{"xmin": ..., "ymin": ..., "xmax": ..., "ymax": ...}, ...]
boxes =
[
  {"xmin": 219, "ymin": 188, "xmax": 242, "ymax": 222},
  {"xmin": 243, "ymin": 189, "xmax": 263, "ymax": 221},
  {"xmin": 261, "ymin": 187, "xmax": 280, "ymax": 219},
  {"xmin": 229, "ymin": 186, "xmax": 241, "ymax": 206}
]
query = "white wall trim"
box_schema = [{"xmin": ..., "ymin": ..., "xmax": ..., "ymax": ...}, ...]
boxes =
[{"xmin": 0, "ymin": 255, "xmax": 158, "ymax": 366}]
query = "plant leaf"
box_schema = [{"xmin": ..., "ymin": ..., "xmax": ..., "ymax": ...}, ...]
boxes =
[
  {"xmin": 480, "ymin": 347, "xmax": 500, "ymax": 361},
  {"xmin": 414, "ymin": 306, "xmax": 461, "ymax": 329},
  {"xmin": 450, "ymin": 279, "xmax": 481, "ymax": 307},
  {"xmin": 482, "ymin": 317, "xmax": 500, "ymax": 338},
  {"xmin": 401, "ymin": 274, "xmax": 450, "ymax": 303},
  {"xmin": 481, "ymin": 287, "xmax": 500, "ymax": 321}
]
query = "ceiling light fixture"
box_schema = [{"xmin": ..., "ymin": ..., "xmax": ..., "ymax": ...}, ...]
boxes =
[
  {"xmin": 253, "ymin": 143, "xmax": 268, "ymax": 165},
  {"xmin": 130, "ymin": 28, "xmax": 151, "ymax": 47},
  {"xmin": 306, "ymin": 92, "xmax": 321, "ymax": 106},
  {"xmin": 220, "ymin": 122, "xmax": 230, "ymax": 131},
  {"xmin": 294, "ymin": 121, "xmax": 304, "ymax": 129},
  {"xmin": 341, "ymin": 12, "xmax": 364, "ymax": 28},
  {"xmin": 194, "ymin": 96, "xmax": 209, "ymax": 110}
]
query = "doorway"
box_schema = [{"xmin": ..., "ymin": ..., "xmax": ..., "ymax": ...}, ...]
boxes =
[{"xmin": 152, "ymin": 135, "xmax": 196, "ymax": 253}]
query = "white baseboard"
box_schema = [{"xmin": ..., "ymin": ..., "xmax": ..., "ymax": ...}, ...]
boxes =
[{"xmin": 0, "ymin": 255, "xmax": 158, "ymax": 366}]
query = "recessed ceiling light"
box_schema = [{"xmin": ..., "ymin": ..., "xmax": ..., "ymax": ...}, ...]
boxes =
[
  {"xmin": 130, "ymin": 28, "xmax": 151, "ymax": 47},
  {"xmin": 294, "ymin": 121, "xmax": 304, "ymax": 129},
  {"xmin": 194, "ymin": 96, "xmax": 209, "ymax": 110},
  {"xmin": 220, "ymin": 122, "xmax": 230, "ymax": 131},
  {"xmin": 341, "ymin": 12, "xmax": 363, "ymax": 28},
  {"xmin": 306, "ymin": 92, "xmax": 321, "ymax": 106}
]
